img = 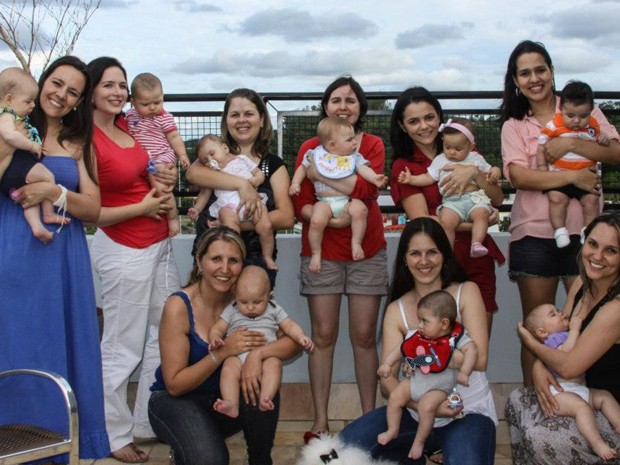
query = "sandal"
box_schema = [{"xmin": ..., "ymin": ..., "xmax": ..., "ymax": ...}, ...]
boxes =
[
  {"xmin": 424, "ymin": 448, "xmax": 444, "ymax": 464},
  {"xmin": 303, "ymin": 430, "xmax": 326, "ymax": 445},
  {"xmin": 111, "ymin": 442, "xmax": 149, "ymax": 463}
]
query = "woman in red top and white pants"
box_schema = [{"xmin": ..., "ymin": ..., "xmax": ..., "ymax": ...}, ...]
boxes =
[
  {"xmin": 292, "ymin": 76, "xmax": 388, "ymax": 439},
  {"xmin": 88, "ymin": 57, "xmax": 180, "ymax": 463}
]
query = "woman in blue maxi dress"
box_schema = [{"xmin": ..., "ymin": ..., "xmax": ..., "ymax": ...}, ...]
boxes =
[{"xmin": 0, "ymin": 56, "xmax": 110, "ymax": 461}]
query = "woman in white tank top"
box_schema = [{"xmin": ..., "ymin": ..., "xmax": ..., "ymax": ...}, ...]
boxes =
[{"xmin": 340, "ymin": 217, "xmax": 497, "ymax": 465}]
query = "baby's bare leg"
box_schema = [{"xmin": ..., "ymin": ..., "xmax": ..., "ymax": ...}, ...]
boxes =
[
  {"xmin": 409, "ymin": 390, "xmax": 447, "ymax": 460},
  {"xmin": 253, "ymin": 203, "xmax": 277, "ymax": 270},
  {"xmin": 438, "ymin": 208, "xmax": 460, "ymax": 246},
  {"xmin": 23, "ymin": 206, "xmax": 54, "ymax": 243},
  {"xmin": 555, "ymin": 391, "xmax": 617, "ymax": 461},
  {"xmin": 25, "ymin": 163, "xmax": 69, "ymax": 226},
  {"xmin": 347, "ymin": 199, "xmax": 368, "ymax": 261},
  {"xmin": 469, "ymin": 207, "xmax": 490, "ymax": 245},
  {"xmin": 590, "ymin": 388, "xmax": 620, "ymax": 433},
  {"xmin": 258, "ymin": 357, "xmax": 282, "ymax": 412},
  {"xmin": 165, "ymin": 195, "xmax": 180, "ymax": 237},
  {"xmin": 377, "ymin": 379, "xmax": 411, "ymax": 445},
  {"xmin": 308, "ymin": 201, "xmax": 332, "ymax": 273},
  {"xmin": 580, "ymin": 193, "xmax": 601, "ymax": 227},
  {"xmin": 547, "ymin": 190, "xmax": 570, "ymax": 231},
  {"xmin": 219, "ymin": 207, "xmax": 242, "ymax": 233},
  {"xmin": 213, "ymin": 356, "xmax": 243, "ymax": 418},
  {"xmin": 148, "ymin": 172, "xmax": 179, "ymax": 236}
]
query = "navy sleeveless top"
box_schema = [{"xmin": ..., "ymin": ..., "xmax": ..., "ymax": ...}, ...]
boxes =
[
  {"xmin": 151, "ymin": 291, "xmax": 221, "ymax": 394},
  {"xmin": 571, "ymin": 287, "xmax": 620, "ymax": 401}
]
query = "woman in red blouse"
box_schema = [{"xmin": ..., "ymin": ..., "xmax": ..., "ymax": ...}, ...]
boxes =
[{"xmin": 292, "ymin": 76, "xmax": 387, "ymax": 439}]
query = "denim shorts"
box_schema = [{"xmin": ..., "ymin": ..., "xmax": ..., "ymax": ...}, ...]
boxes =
[
  {"xmin": 299, "ymin": 248, "xmax": 388, "ymax": 296},
  {"xmin": 508, "ymin": 235, "xmax": 581, "ymax": 280}
]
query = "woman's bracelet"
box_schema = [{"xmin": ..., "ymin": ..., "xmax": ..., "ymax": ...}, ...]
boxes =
[
  {"xmin": 209, "ymin": 351, "xmax": 220, "ymax": 365},
  {"xmin": 52, "ymin": 184, "xmax": 68, "ymax": 233}
]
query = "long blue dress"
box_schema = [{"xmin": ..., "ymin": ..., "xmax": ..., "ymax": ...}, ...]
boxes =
[{"xmin": 0, "ymin": 153, "xmax": 110, "ymax": 460}]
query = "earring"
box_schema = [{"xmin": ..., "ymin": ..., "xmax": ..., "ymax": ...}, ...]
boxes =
[
  {"xmin": 73, "ymin": 107, "xmax": 77, "ymax": 111},
  {"xmin": 515, "ymin": 87, "xmax": 521, "ymax": 96}
]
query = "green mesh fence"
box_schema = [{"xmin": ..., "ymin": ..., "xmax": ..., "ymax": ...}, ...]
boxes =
[{"xmin": 171, "ymin": 107, "xmax": 620, "ymax": 210}]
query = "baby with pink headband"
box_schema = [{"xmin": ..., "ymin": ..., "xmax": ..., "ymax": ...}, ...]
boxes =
[{"xmin": 399, "ymin": 117, "xmax": 501, "ymax": 257}]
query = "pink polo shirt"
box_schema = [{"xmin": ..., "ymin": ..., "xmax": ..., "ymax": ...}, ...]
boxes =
[{"xmin": 501, "ymin": 98, "xmax": 619, "ymax": 243}]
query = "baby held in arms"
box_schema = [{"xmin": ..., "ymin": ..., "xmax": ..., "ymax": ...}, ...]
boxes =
[
  {"xmin": 289, "ymin": 116, "xmax": 386, "ymax": 272},
  {"xmin": 208, "ymin": 266, "xmax": 314, "ymax": 416},
  {"xmin": 525, "ymin": 303, "xmax": 620, "ymax": 461}
]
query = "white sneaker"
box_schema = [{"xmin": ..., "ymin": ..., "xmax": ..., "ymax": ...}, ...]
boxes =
[{"xmin": 554, "ymin": 228, "xmax": 570, "ymax": 248}]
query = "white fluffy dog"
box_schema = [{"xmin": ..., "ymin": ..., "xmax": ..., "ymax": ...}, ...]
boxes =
[{"xmin": 297, "ymin": 433, "xmax": 399, "ymax": 465}]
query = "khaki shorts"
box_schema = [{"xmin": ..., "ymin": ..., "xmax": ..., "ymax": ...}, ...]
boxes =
[{"xmin": 299, "ymin": 248, "xmax": 388, "ymax": 296}]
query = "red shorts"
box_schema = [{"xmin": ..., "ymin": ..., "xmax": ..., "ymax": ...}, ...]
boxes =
[{"xmin": 453, "ymin": 231, "xmax": 504, "ymax": 314}]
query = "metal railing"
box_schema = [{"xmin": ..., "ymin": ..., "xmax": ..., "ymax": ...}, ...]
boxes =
[{"xmin": 164, "ymin": 91, "xmax": 620, "ymax": 213}]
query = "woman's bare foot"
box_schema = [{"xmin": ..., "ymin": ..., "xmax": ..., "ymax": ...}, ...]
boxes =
[
  {"xmin": 213, "ymin": 398, "xmax": 239, "ymax": 418},
  {"xmin": 408, "ymin": 439, "xmax": 425, "ymax": 460},
  {"xmin": 264, "ymin": 256, "xmax": 279, "ymax": 270},
  {"xmin": 309, "ymin": 253, "xmax": 321, "ymax": 273},
  {"xmin": 592, "ymin": 441, "xmax": 617, "ymax": 461},
  {"xmin": 111, "ymin": 442, "xmax": 149, "ymax": 463},
  {"xmin": 351, "ymin": 242, "xmax": 365, "ymax": 261},
  {"xmin": 377, "ymin": 429, "xmax": 398, "ymax": 445},
  {"xmin": 259, "ymin": 396, "xmax": 275, "ymax": 411}
]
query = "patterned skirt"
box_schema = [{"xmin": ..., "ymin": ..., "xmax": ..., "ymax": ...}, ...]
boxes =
[{"xmin": 505, "ymin": 387, "xmax": 620, "ymax": 465}]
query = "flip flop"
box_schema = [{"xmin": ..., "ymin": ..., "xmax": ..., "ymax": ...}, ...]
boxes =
[
  {"xmin": 425, "ymin": 448, "xmax": 444, "ymax": 464},
  {"xmin": 111, "ymin": 442, "xmax": 149, "ymax": 463}
]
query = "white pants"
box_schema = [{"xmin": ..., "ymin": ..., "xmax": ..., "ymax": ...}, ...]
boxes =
[{"xmin": 92, "ymin": 230, "xmax": 180, "ymax": 451}]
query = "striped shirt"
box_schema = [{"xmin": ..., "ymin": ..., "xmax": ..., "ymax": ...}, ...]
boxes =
[{"xmin": 126, "ymin": 108, "xmax": 178, "ymax": 164}]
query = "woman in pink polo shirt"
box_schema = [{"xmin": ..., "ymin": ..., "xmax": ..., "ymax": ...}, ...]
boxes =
[{"xmin": 499, "ymin": 40, "xmax": 620, "ymax": 385}]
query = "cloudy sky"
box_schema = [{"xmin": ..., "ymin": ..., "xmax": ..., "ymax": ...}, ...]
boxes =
[{"xmin": 2, "ymin": 0, "xmax": 620, "ymax": 111}]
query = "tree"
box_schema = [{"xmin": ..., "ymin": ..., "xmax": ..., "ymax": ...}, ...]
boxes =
[{"xmin": 0, "ymin": 0, "xmax": 101, "ymax": 75}]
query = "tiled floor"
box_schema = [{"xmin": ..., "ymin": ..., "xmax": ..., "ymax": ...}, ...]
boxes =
[
  {"xmin": 78, "ymin": 382, "xmax": 516, "ymax": 464},
  {"xmin": 80, "ymin": 435, "xmax": 513, "ymax": 465}
]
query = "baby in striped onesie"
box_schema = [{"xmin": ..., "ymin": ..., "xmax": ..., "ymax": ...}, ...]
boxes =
[{"xmin": 127, "ymin": 72, "xmax": 190, "ymax": 237}]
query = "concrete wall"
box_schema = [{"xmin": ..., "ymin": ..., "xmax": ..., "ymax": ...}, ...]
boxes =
[{"xmin": 89, "ymin": 232, "xmax": 569, "ymax": 383}]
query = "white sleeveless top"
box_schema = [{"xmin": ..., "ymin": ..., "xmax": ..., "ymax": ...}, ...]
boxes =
[{"xmin": 398, "ymin": 284, "xmax": 498, "ymax": 426}]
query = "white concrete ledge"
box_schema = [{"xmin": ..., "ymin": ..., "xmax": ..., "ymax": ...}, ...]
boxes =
[{"xmin": 89, "ymin": 232, "xmax": 568, "ymax": 384}]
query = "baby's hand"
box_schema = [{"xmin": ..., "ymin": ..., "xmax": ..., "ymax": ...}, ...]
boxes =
[
  {"xmin": 377, "ymin": 363, "xmax": 392, "ymax": 378},
  {"xmin": 487, "ymin": 167, "xmax": 501, "ymax": 184},
  {"xmin": 289, "ymin": 183, "xmax": 301, "ymax": 196},
  {"xmin": 456, "ymin": 371, "xmax": 470, "ymax": 387},
  {"xmin": 398, "ymin": 167, "xmax": 413, "ymax": 184},
  {"xmin": 32, "ymin": 142, "xmax": 43, "ymax": 158},
  {"xmin": 208, "ymin": 338, "xmax": 225, "ymax": 352},
  {"xmin": 187, "ymin": 207, "xmax": 199, "ymax": 221},
  {"xmin": 597, "ymin": 134, "xmax": 611, "ymax": 147},
  {"xmin": 569, "ymin": 315, "xmax": 584, "ymax": 332},
  {"xmin": 374, "ymin": 174, "xmax": 388, "ymax": 188},
  {"xmin": 179, "ymin": 155, "xmax": 191, "ymax": 169},
  {"xmin": 299, "ymin": 335, "xmax": 314, "ymax": 353}
]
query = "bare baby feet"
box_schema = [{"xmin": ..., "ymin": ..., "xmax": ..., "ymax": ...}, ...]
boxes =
[
  {"xmin": 309, "ymin": 254, "xmax": 321, "ymax": 273},
  {"xmin": 168, "ymin": 218, "xmax": 180, "ymax": 237},
  {"xmin": 213, "ymin": 398, "xmax": 239, "ymax": 418},
  {"xmin": 408, "ymin": 439, "xmax": 425, "ymax": 460},
  {"xmin": 264, "ymin": 256, "xmax": 279, "ymax": 271},
  {"xmin": 32, "ymin": 224, "xmax": 54, "ymax": 244},
  {"xmin": 43, "ymin": 212, "xmax": 71, "ymax": 225},
  {"xmin": 377, "ymin": 429, "xmax": 398, "ymax": 446},
  {"xmin": 351, "ymin": 243, "xmax": 365, "ymax": 261},
  {"xmin": 259, "ymin": 396, "xmax": 275, "ymax": 412},
  {"xmin": 592, "ymin": 440, "xmax": 617, "ymax": 461}
]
